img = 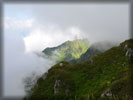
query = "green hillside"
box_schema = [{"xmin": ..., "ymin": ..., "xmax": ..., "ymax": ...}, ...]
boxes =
[
  {"xmin": 70, "ymin": 41, "xmax": 116, "ymax": 64},
  {"xmin": 42, "ymin": 39, "xmax": 89, "ymax": 62},
  {"xmin": 25, "ymin": 39, "xmax": 133, "ymax": 100}
]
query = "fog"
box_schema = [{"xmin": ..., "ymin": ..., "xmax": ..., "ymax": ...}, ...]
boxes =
[
  {"xmin": 3, "ymin": 3, "xmax": 129, "ymax": 98},
  {"xmin": 3, "ymin": 29, "xmax": 55, "ymax": 97}
]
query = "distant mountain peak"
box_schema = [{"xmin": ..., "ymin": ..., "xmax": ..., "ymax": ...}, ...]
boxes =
[
  {"xmin": 42, "ymin": 39, "xmax": 89, "ymax": 62},
  {"xmin": 27, "ymin": 39, "xmax": 132, "ymax": 100}
]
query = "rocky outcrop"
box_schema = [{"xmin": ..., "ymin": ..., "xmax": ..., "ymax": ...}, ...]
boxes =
[
  {"xmin": 124, "ymin": 45, "xmax": 128, "ymax": 51},
  {"xmin": 59, "ymin": 63, "xmax": 63, "ymax": 67},
  {"xmin": 90, "ymin": 58, "xmax": 93, "ymax": 64},
  {"xmin": 126, "ymin": 48, "xmax": 133, "ymax": 58},
  {"xmin": 53, "ymin": 79, "xmax": 71, "ymax": 96},
  {"xmin": 54, "ymin": 79, "xmax": 61, "ymax": 94},
  {"xmin": 122, "ymin": 62, "xmax": 126, "ymax": 67},
  {"xmin": 124, "ymin": 45, "xmax": 133, "ymax": 58},
  {"xmin": 101, "ymin": 89, "xmax": 112, "ymax": 98}
]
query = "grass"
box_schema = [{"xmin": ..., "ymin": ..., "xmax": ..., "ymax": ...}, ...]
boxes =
[{"xmin": 25, "ymin": 39, "xmax": 133, "ymax": 100}]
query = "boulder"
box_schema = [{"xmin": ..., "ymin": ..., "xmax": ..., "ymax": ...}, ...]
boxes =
[
  {"xmin": 125, "ymin": 48, "xmax": 133, "ymax": 58},
  {"xmin": 124, "ymin": 45, "xmax": 128, "ymax": 51},
  {"xmin": 101, "ymin": 89, "xmax": 112, "ymax": 98},
  {"xmin": 59, "ymin": 63, "xmax": 63, "ymax": 67},
  {"xmin": 54, "ymin": 79, "xmax": 61, "ymax": 94}
]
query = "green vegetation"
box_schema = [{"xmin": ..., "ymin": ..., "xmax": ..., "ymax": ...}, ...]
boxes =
[
  {"xmin": 42, "ymin": 39, "xmax": 89, "ymax": 62},
  {"xmin": 70, "ymin": 41, "xmax": 116, "ymax": 64},
  {"xmin": 125, "ymin": 39, "xmax": 133, "ymax": 99},
  {"xmin": 25, "ymin": 39, "xmax": 133, "ymax": 100}
]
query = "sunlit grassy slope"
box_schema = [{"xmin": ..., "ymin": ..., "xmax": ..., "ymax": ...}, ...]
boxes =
[
  {"xmin": 26, "ymin": 39, "xmax": 132, "ymax": 100},
  {"xmin": 42, "ymin": 39, "xmax": 89, "ymax": 62},
  {"xmin": 70, "ymin": 41, "xmax": 116, "ymax": 64}
]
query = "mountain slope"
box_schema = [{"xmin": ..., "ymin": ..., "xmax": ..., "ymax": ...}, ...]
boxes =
[
  {"xmin": 70, "ymin": 41, "xmax": 117, "ymax": 63},
  {"xmin": 42, "ymin": 39, "xmax": 89, "ymax": 62},
  {"xmin": 79, "ymin": 41, "xmax": 117, "ymax": 61},
  {"xmin": 25, "ymin": 39, "xmax": 132, "ymax": 100}
]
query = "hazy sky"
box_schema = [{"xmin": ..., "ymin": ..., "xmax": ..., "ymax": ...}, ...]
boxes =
[
  {"xmin": 4, "ymin": 3, "xmax": 129, "ymax": 97},
  {"xmin": 4, "ymin": 3, "xmax": 129, "ymax": 52}
]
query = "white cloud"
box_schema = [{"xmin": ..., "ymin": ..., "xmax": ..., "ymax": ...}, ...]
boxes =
[
  {"xmin": 3, "ymin": 16, "xmax": 84, "ymax": 97},
  {"xmin": 23, "ymin": 23, "xmax": 84, "ymax": 53},
  {"xmin": 4, "ymin": 17, "xmax": 34, "ymax": 30},
  {"xmin": 3, "ymin": 3, "xmax": 129, "ymax": 97},
  {"xmin": 5, "ymin": 16, "xmax": 85, "ymax": 53},
  {"xmin": 3, "ymin": 17, "xmax": 55, "ymax": 97}
]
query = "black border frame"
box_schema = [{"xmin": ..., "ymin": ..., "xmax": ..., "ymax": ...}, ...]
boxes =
[{"xmin": 0, "ymin": 0, "xmax": 132, "ymax": 100}]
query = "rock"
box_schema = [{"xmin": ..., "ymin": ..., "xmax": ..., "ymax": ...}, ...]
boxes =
[
  {"xmin": 124, "ymin": 45, "xmax": 128, "ymax": 51},
  {"xmin": 75, "ymin": 96, "xmax": 77, "ymax": 100},
  {"xmin": 90, "ymin": 58, "xmax": 93, "ymax": 64},
  {"xmin": 54, "ymin": 79, "xmax": 61, "ymax": 94},
  {"xmin": 101, "ymin": 89, "xmax": 112, "ymax": 98},
  {"xmin": 125, "ymin": 48, "xmax": 133, "ymax": 58},
  {"xmin": 59, "ymin": 63, "xmax": 63, "ymax": 67},
  {"xmin": 124, "ymin": 44, "xmax": 133, "ymax": 58},
  {"xmin": 54, "ymin": 79, "xmax": 71, "ymax": 95},
  {"xmin": 105, "ymin": 92, "xmax": 112, "ymax": 97},
  {"xmin": 122, "ymin": 62, "xmax": 126, "ymax": 67}
]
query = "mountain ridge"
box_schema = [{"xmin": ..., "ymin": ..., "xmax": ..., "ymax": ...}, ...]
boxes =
[
  {"xmin": 42, "ymin": 39, "xmax": 89, "ymax": 62},
  {"xmin": 70, "ymin": 41, "xmax": 117, "ymax": 63},
  {"xmin": 24, "ymin": 39, "xmax": 133, "ymax": 100}
]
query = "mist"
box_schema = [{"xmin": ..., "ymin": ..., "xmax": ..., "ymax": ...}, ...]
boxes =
[
  {"xmin": 5, "ymin": 3, "xmax": 129, "ymax": 42},
  {"xmin": 3, "ymin": 29, "xmax": 55, "ymax": 97},
  {"xmin": 3, "ymin": 3, "xmax": 129, "ymax": 98}
]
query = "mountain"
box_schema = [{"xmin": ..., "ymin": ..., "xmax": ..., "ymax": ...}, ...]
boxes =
[
  {"xmin": 42, "ymin": 39, "xmax": 89, "ymax": 62},
  {"xmin": 25, "ymin": 39, "xmax": 133, "ymax": 100},
  {"xmin": 70, "ymin": 41, "xmax": 117, "ymax": 63}
]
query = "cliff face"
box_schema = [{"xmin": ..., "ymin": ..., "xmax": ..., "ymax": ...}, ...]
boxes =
[{"xmin": 25, "ymin": 39, "xmax": 133, "ymax": 100}]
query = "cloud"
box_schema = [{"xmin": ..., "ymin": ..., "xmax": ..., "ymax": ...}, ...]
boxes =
[
  {"xmin": 3, "ymin": 3, "xmax": 130, "ymax": 97},
  {"xmin": 3, "ymin": 19, "xmax": 55, "ymax": 97},
  {"xmin": 31, "ymin": 3, "xmax": 129, "ymax": 42},
  {"xmin": 4, "ymin": 3, "xmax": 129, "ymax": 52},
  {"xmin": 23, "ymin": 22, "xmax": 85, "ymax": 52},
  {"xmin": 4, "ymin": 16, "xmax": 84, "ymax": 97},
  {"xmin": 4, "ymin": 17, "xmax": 34, "ymax": 30}
]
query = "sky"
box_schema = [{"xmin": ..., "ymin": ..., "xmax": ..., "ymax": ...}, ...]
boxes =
[{"xmin": 3, "ymin": 3, "xmax": 129, "ymax": 98}]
